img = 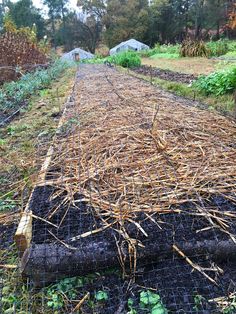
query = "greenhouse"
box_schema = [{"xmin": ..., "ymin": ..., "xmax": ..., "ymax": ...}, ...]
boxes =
[{"xmin": 110, "ymin": 38, "xmax": 149, "ymax": 55}]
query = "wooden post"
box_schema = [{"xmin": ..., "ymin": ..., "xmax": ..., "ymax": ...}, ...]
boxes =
[{"xmin": 15, "ymin": 210, "xmax": 32, "ymax": 256}]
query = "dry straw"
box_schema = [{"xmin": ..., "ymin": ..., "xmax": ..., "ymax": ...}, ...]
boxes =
[{"xmin": 37, "ymin": 66, "xmax": 236, "ymax": 240}]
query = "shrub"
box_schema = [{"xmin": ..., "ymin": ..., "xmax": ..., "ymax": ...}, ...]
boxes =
[
  {"xmin": 206, "ymin": 40, "xmax": 228, "ymax": 57},
  {"xmin": 194, "ymin": 67, "xmax": 236, "ymax": 95},
  {"xmin": 180, "ymin": 40, "xmax": 209, "ymax": 57},
  {"xmin": 225, "ymin": 40, "xmax": 236, "ymax": 53},
  {"xmin": 108, "ymin": 51, "xmax": 141, "ymax": 68}
]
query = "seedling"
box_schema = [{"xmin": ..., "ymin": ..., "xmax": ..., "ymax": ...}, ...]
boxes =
[
  {"xmin": 95, "ymin": 290, "xmax": 108, "ymax": 301},
  {"xmin": 140, "ymin": 290, "xmax": 168, "ymax": 313}
]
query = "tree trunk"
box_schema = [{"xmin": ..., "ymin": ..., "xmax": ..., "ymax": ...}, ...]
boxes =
[{"xmin": 51, "ymin": 16, "xmax": 56, "ymax": 49}]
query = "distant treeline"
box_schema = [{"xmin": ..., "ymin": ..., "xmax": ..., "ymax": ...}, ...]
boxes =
[{"xmin": 0, "ymin": 0, "xmax": 236, "ymax": 53}]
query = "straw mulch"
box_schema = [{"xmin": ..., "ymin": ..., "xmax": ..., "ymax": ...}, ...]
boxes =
[{"xmin": 38, "ymin": 65, "xmax": 236, "ymax": 239}]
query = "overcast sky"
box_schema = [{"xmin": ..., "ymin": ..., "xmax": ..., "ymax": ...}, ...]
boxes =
[
  {"xmin": 34, "ymin": 0, "xmax": 78, "ymax": 9},
  {"xmin": 8, "ymin": 0, "xmax": 78, "ymax": 12}
]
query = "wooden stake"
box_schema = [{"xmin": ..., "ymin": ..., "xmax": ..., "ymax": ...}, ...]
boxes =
[{"xmin": 15, "ymin": 211, "xmax": 32, "ymax": 256}]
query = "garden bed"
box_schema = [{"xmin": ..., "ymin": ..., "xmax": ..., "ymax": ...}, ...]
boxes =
[
  {"xmin": 132, "ymin": 65, "xmax": 197, "ymax": 84},
  {"xmin": 16, "ymin": 64, "xmax": 236, "ymax": 313}
]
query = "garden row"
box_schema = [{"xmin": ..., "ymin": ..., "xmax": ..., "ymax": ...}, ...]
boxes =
[{"xmin": 0, "ymin": 59, "xmax": 74, "ymax": 126}]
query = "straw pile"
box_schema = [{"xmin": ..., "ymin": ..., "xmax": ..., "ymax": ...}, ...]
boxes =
[{"xmin": 38, "ymin": 65, "xmax": 236, "ymax": 239}]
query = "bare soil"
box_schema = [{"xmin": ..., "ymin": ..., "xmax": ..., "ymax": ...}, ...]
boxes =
[{"xmin": 132, "ymin": 65, "xmax": 197, "ymax": 83}]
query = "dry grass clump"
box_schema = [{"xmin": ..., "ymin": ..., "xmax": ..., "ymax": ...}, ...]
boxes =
[{"xmin": 180, "ymin": 39, "xmax": 209, "ymax": 57}]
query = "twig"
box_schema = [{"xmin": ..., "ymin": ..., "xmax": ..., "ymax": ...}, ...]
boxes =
[
  {"xmin": 72, "ymin": 292, "xmax": 90, "ymax": 312},
  {"xmin": 173, "ymin": 244, "xmax": 218, "ymax": 285}
]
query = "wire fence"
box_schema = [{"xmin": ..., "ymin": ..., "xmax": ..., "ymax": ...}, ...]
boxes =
[{"xmin": 1, "ymin": 64, "xmax": 236, "ymax": 314}]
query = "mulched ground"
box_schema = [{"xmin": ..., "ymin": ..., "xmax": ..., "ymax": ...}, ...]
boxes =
[
  {"xmin": 3, "ymin": 64, "xmax": 236, "ymax": 314},
  {"xmin": 132, "ymin": 65, "xmax": 198, "ymax": 84}
]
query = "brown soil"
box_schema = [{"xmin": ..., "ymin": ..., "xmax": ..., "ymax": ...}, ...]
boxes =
[{"xmin": 132, "ymin": 65, "xmax": 197, "ymax": 83}]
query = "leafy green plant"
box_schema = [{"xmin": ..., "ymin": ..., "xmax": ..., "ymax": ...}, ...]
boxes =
[
  {"xmin": 221, "ymin": 40, "xmax": 236, "ymax": 55},
  {"xmin": 94, "ymin": 290, "xmax": 108, "ymax": 301},
  {"xmin": 0, "ymin": 138, "xmax": 6, "ymax": 145},
  {"xmin": 195, "ymin": 67, "xmax": 236, "ymax": 95},
  {"xmin": 81, "ymin": 56, "xmax": 105, "ymax": 64},
  {"xmin": 45, "ymin": 276, "xmax": 83, "ymax": 310},
  {"xmin": 0, "ymin": 199, "xmax": 17, "ymax": 212},
  {"xmin": 220, "ymin": 294, "xmax": 236, "ymax": 313},
  {"xmin": 140, "ymin": 290, "xmax": 168, "ymax": 314},
  {"xmin": 7, "ymin": 124, "xmax": 30, "ymax": 136},
  {"xmin": 150, "ymin": 53, "xmax": 179, "ymax": 59},
  {"xmin": 222, "ymin": 305, "xmax": 236, "ymax": 314}
]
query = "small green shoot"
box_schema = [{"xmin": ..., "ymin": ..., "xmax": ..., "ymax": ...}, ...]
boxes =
[
  {"xmin": 193, "ymin": 294, "xmax": 205, "ymax": 311},
  {"xmin": 95, "ymin": 290, "xmax": 108, "ymax": 301},
  {"xmin": 127, "ymin": 298, "xmax": 137, "ymax": 314}
]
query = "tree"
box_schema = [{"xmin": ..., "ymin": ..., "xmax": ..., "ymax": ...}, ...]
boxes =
[
  {"xmin": 57, "ymin": 11, "xmax": 101, "ymax": 52},
  {"xmin": 0, "ymin": 0, "xmax": 8, "ymax": 31},
  {"xmin": 149, "ymin": 0, "xmax": 193, "ymax": 44},
  {"xmin": 201, "ymin": 0, "xmax": 226, "ymax": 39},
  {"xmin": 43, "ymin": 0, "xmax": 71, "ymax": 48},
  {"xmin": 77, "ymin": 0, "xmax": 106, "ymax": 19},
  {"xmin": 8, "ymin": 0, "xmax": 46, "ymax": 39},
  {"xmin": 228, "ymin": 3, "xmax": 236, "ymax": 30},
  {"xmin": 103, "ymin": 0, "xmax": 149, "ymax": 48}
]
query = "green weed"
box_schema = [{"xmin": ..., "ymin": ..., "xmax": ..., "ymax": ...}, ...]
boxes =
[
  {"xmin": 7, "ymin": 124, "xmax": 30, "ymax": 136},
  {"xmin": 193, "ymin": 294, "xmax": 205, "ymax": 311},
  {"xmin": 150, "ymin": 52, "xmax": 179, "ymax": 59},
  {"xmin": 127, "ymin": 298, "xmax": 137, "ymax": 314},
  {"xmin": 45, "ymin": 276, "xmax": 84, "ymax": 310}
]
